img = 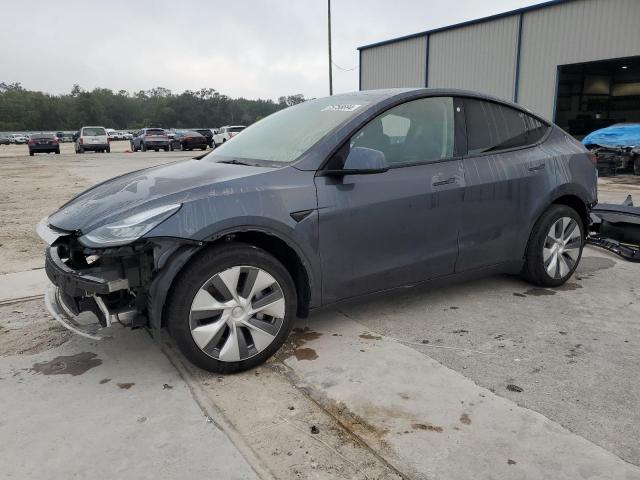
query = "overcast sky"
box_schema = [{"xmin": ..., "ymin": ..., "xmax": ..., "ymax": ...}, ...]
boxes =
[{"xmin": 2, "ymin": 0, "xmax": 540, "ymax": 100}]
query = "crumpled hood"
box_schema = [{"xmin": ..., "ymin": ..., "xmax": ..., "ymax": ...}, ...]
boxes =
[{"xmin": 48, "ymin": 158, "xmax": 277, "ymax": 233}]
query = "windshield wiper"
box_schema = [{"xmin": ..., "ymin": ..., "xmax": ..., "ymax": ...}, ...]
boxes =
[{"xmin": 217, "ymin": 159, "xmax": 255, "ymax": 166}]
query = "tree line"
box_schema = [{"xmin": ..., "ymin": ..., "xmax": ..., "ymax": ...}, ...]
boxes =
[{"xmin": 0, "ymin": 82, "xmax": 306, "ymax": 131}]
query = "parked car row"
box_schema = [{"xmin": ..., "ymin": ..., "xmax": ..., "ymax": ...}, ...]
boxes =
[{"xmin": 1, "ymin": 124, "xmax": 247, "ymax": 154}]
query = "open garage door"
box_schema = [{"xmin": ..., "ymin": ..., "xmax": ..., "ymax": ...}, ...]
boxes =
[{"xmin": 555, "ymin": 56, "xmax": 640, "ymax": 140}]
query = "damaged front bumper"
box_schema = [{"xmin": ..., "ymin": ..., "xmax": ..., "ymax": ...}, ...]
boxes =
[
  {"xmin": 38, "ymin": 217, "xmax": 202, "ymax": 340},
  {"xmin": 39, "ymin": 218, "xmax": 153, "ymax": 339}
]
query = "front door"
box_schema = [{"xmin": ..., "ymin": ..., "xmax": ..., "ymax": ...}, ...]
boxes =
[{"xmin": 315, "ymin": 96, "xmax": 466, "ymax": 304}]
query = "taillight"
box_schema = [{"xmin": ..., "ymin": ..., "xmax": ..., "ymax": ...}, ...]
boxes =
[
  {"xmin": 588, "ymin": 152, "xmax": 597, "ymax": 167},
  {"xmin": 108, "ymin": 137, "xmax": 112, "ymax": 143},
  {"xmin": 28, "ymin": 138, "xmax": 35, "ymax": 145},
  {"xmin": 185, "ymin": 137, "xmax": 192, "ymax": 141},
  {"xmin": 79, "ymin": 138, "xmax": 84, "ymax": 145},
  {"xmin": 229, "ymin": 132, "xmax": 236, "ymax": 138},
  {"xmin": 52, "ymin": 139, "xmax": 59, "ymax": 144}
]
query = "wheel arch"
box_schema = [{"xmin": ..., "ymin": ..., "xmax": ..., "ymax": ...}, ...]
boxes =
[{"xmin": 149, "ymin": 226, "xmax": 315, "ymax": 331}]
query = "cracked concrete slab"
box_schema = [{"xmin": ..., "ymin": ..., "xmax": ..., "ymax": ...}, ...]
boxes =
[
  {"xmin": 284, "ymin": 314, "xmax": 640, "ymax": 480},
  {"xmin": 0, "ymin": 324, "xmax": 260, "ymax": 480}
]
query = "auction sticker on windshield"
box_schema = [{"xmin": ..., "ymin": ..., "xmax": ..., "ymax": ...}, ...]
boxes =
[{"xmin": 322, "ymin": 104, "xmax": 362, "ymax": 112}]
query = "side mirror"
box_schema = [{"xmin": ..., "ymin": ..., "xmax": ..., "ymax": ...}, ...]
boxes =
[{"xmin": 322, "ymin": 147, "xmax": 389, "ymax": 176}]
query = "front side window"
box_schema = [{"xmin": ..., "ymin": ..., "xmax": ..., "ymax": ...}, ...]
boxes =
[
  {"xmin": 464, "ymin": 99, "xmax": 548, "ymax": 154},
  {"xmin": 349, "ymin": 97, "xmax": 454, "ymax": 167}
]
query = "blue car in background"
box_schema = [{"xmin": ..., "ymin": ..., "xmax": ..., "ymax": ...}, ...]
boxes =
[{"xmin": 583, "ymin": 123, "xmax": 640, "ymax": 176}]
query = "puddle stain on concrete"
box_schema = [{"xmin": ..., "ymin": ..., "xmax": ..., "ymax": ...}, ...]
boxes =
[
  {"xmin": 557, "ymin": 283, "xmax": 583, "ymax": 291},
  {"xmin": 459, "ymin": 413, "xmax": 472, "ymax": 425},
  {"xmin": 30, "ymin": 352, "xmax": 101, "ymax": 376},
  {"xmin": 359, "ymin": 333, "xmax": 382, "ymax": 340},
  {"xmin": 99, "ymin": 378, "xmax": 111, "ymax": 384},
  {"xmin": 412, "ymin": 423, "xmax": 443, "ymax": 433},
  {"xmin": 293, "ymin": 347, "xmax": 318, "ymax": 361},
  {"xmin": 524, "ymin": 288, "xmax": 556, "ymax": 296},
  {"xmin": 117, "ymin": 382, "xmax": 135, "ymax": 389},
  {"xmin": 279, "ymin": 327, "xmax": 322, "ymax": 362},
  {"xmin": 576, "ymin": 257, "xmax": 616, "ymax": 274}
]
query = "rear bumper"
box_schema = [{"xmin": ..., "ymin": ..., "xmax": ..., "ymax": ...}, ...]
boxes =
[
  {"xmin": 29, "ymin": 145, "xmax": 59, "ymax": 151},
  {"xmin": 80, "ymin": 144, "xmax": 109, "ymax": 151}
]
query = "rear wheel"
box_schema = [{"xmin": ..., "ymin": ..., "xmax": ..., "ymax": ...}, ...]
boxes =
[
  {"xmin": 55, "ymin": 149, "xmax": 60, "ymax": 154},
  {"xmin": 142, "ymin": 143, "xmax": 147, "ymax": 152},
  {"xmin": 106, "ymin": 146, "xmax": 111, "ymax": 153},
  {"xmin": 522, "ymin": 205, "xmax": 584, "ymax": 287},
  {"xmin": 200, "ymin": 146, "xmax": 206, "ymax": 150},
  {"xmin": 164, "ymin": 146, "xmax": 169, "ymax": 152},
  {"xmin": 166, "ymin": 244, "xmax": 297, "ymax": 373},
  {"xmin": 29, "ymin": 151, "xmax": 34, "ymax": 156}
]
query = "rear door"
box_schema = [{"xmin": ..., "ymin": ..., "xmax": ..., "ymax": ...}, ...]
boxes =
[
  {"xmin": 83, "ymin": 127, "xmax": 107, "ymax": 145},
  {"xmin": 457, "ymin": 97, "xmax": 552, "ymax": 271},
  {"xmin": 316, "ymin": 96, "xmax": 465, "ymax": 304}
]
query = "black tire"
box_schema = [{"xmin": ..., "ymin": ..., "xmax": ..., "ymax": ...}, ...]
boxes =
[
  {"xmin": 634, "ymin": 156, "xmax": 640, "ymax": 176},
  {"xmin": 200, "ymin": 146, "xmax": 206, "ymax": 150},
  {"xmin": 55, "ymin": 149, "xmax": 60, "ymax": 154},
  {"xmin": 170, "ymin": 144, "xmax": 174, "ymax": 151},
  {"xmin": 166, "ymin": 243, "xmax": 297, "ymax": 374},
  {"xmin": 522, "ymin": 204, "xmax": 584, "ymax": 287},
  {"xmin": 29, "ymin": 151, "xmax": 34, "ymax": 156},
  {"xmin": 164, "ymin": 146, "xmax": 169, "ymax": 152},
  {"xmin": 106, "ymin": 146, "xmax": 111, "ymax": 153},
  {"xmin": 181, "ymin": 143, "xmax": 186, "ymax": 151},
  {"xmin": 142, "ymin": 142, "xmax": 147, "ymax": 152}
]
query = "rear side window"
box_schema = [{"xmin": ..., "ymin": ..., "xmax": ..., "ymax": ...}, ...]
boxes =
[
  {"xmin": 463, "ymin": 99, "xmax": 548, "ymax": 154},
  {"xmin": 350, "ymin": 97, "xmax": 454, "ymax": 167},
  {"xmin": 83, "ymin": 127, "xmax": 106, "ymax": 136}
]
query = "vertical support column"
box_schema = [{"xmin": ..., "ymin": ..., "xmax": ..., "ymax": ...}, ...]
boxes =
[
  {"xmin": 359, "ymin": 49, "xmax": 362, "ymax": 91},
  {"xmin": 513, "ymin": 12, "xmax": 524, "ymax": 102},
  {"xmin": 424, "ymin": 34, "xmax": 430, "ymax": 88}
]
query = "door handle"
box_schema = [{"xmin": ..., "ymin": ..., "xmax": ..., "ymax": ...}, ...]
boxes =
[
  {"xmin": 432, "ymin": 177, "xmax": 457, "ymax": 187},
  {"xmin": 528, "ymin": 163, "xmax": 546, "ymax": 171}
]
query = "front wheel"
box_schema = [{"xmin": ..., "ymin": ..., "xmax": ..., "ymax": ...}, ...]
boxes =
[
  {"xmin": 166, "ymin": 244, "xmax": 297, "ymax": 373},
  {"xmin": 522, "ymin": 205, "xmax": 584, "ymax": 287}
]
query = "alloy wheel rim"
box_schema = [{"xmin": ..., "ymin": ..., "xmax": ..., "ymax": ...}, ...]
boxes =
[
  {"xmin": 543, "ymin": 217, "xmax": 581, "ymax": 279},
  {"xmin": 189, "ymin": 266, "xmax": 285, "ymax": 362}
]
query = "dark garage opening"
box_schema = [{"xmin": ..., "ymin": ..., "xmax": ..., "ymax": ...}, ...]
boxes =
[{"xmin": 555, "ymin": 56, "xmax": 640, "ymax": 139}]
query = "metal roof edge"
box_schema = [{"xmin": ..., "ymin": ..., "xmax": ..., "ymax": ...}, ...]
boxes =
[{"xmin": 357, "ymin": 0, "xmax": 571, "ymax": 51}]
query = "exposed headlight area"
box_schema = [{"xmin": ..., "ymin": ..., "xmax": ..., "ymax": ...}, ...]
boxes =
[{"xmin": 79, "ymin": 203, "xmax": 181, "ymax": 248}]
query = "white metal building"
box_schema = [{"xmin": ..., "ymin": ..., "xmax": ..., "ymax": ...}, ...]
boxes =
[{"xmin": 358, "ymin": 0, "xmax": 640, "ymax": 136}]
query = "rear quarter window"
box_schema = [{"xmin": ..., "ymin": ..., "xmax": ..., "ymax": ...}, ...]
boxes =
[{"xmin": 463, "ymin": 99, "xmax": 549, "ymax": 154}]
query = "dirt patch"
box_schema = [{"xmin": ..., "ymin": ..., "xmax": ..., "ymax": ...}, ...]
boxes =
[
  {"xmin": 412, "ymin": 423, "xmax": 443, "ymax": 433},
  {"xmin": 0, "ymin": 299, "xmax": 71, "ymax": 356},
  {"xmin": 359, "ymin": 333, "xmax": 382, "ymax": 340},
  {"xmin": 0, "ymin": 158, "xmax": 88, "ymax": 274},
  {"xmin": 117, "ymin": 382, "xmax": 135, "ymax": 389},
  {"xmin": 31, "ymin": 352, "xmax": 101, "ymax": 376},
  {"xmin": 322, "ymin": 401, "xmax": 391, "ymax": 441},
  {"xmin": 459, "ymin": 413, "xmax": 472, "ymax": 425},
  {"xmin": 99, "ymin": 378, "xmax": 111, "ymax": 384}
]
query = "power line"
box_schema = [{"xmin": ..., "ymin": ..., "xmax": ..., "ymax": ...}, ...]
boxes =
[{"xmin": 332, "ymin": 61, "xmax": 359, "ymax": 72}]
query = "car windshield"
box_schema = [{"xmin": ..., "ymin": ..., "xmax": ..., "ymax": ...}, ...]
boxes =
[
  {"xmin": 83, "ymin": 127, "xmax": 106, "ymax": 136},
  {"xmin": 209, "ymin": 97, "xmax": 371, "ymax": 164}
]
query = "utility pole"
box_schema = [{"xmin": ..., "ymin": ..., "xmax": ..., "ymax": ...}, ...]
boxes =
[{"xmin": 328, "ymin": 0, "xmax": 333, "ymax": 95}]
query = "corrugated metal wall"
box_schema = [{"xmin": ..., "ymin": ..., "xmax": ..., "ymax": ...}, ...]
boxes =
[
  {"xmin": 427, "ymin": 15, "xmax": 519, "ymax": 101},
  {"xmin": 518, "ymin": 0, "xmax": 640, "ymax": 119},
  {"xmin": 360, "ymin": 36, "xmax": 427, "ymax": 90}
]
